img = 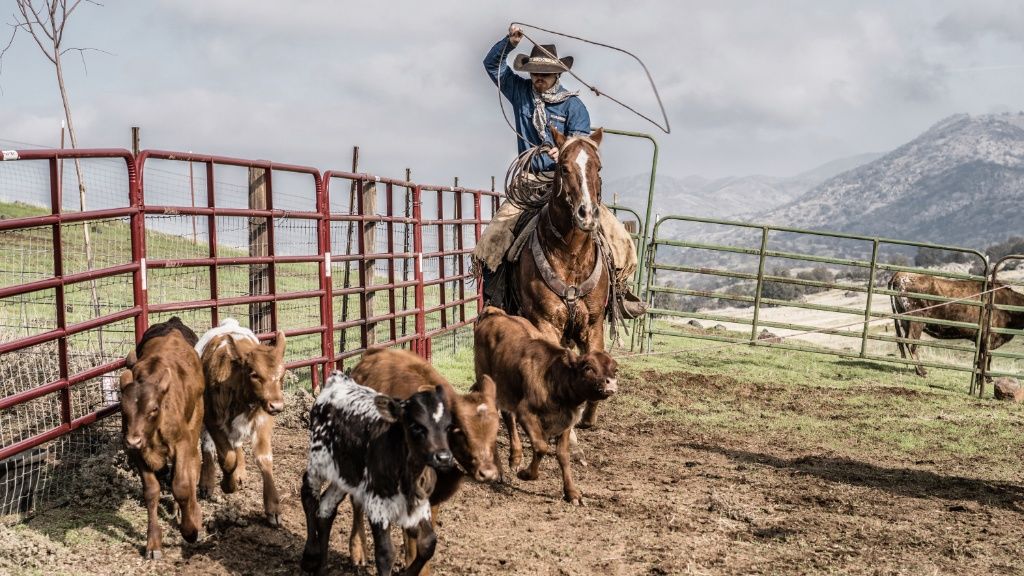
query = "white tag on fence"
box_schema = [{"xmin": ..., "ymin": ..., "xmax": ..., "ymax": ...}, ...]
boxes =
[
  {"xmin": 325, "ymin": 252, "xmax": 332, "ymax": 277},
  {"xmin": 1, "ymin": 150, "xmax": 18, "ymax": 161},
  {"xmin": 140, "ymin": 258, "xmax": 148, "ymax": 290}
]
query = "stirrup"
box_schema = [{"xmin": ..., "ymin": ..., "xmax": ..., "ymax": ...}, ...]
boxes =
[{"xmin": 618, "ymin": 290, "xmax": 647, "ymax": 320}]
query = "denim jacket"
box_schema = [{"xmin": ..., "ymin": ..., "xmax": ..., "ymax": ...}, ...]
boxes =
[{"xmin": 484, "ymin": 36, "xmax": 592, "ymax": 172}]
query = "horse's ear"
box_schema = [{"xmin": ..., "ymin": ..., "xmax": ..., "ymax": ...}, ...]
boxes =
[
  {"xmin": 589, "ymin": 127, "xmax": 603, "ymax": 147},
  {"xmin": 550, "ymin": 125, "xmax": 566, "ymax": 149}
]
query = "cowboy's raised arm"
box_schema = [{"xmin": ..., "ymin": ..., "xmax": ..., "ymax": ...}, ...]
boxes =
[{"xmin": 484, "ymin": 32, "xmax": 528, "ymax": 101}]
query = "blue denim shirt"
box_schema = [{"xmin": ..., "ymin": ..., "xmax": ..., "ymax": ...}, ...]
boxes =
[{"xmin": 484, "ymin": 36, "xmax": 592, "ymax": 172}]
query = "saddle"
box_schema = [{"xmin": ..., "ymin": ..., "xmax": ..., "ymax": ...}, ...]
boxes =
[{"xmin": 482, "ymin": 207, "xmax": 646, "ymax": 342}]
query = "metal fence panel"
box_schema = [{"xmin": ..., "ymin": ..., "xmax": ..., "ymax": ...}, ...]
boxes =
[
  {"xmin": 979, "ymin": 255, "xmax": 1024, "ymax": 387},
  {"xmin": 0, "ymin": 148, "xmax": 499, "ymax": 518},
  {"xmin": 644, "ymin": 214, "xmax": 991, "ymax": 390}
]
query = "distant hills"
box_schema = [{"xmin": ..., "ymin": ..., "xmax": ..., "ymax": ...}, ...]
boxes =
[
  {"xmin": 607, "ymin": 153, "xmax": 882, "ymax": 220},
  {"xmin": 759, "ymin": 113, "xmax": 1024, "ymax": 248},
  {"xmin": 611, "ymin": 112, "xmax": 1024, "ymax": 251}
]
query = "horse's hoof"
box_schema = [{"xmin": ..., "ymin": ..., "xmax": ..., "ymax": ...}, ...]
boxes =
[
  {"xmin": 266, "ymin": 513, "xmax": 281, "ymax": 528},
  {"xmin": 517, "ymin": 469, "xmax": 538, "ymax": 481},
  {"xmin": 564, "ymin": 493, "xmax": 584, "ymax": 506},
  {"xmin": 300, "ymin": 550, "xmax": 322, "ymax": 574}
]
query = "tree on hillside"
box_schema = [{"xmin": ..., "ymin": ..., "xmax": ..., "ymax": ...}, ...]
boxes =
[{"xmin": 3, "ymin": 0, "xmax": 107, "ymax": 345}]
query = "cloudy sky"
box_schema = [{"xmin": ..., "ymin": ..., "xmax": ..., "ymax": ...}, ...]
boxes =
[{"xmin": 1, "ymin": 0, "xmax": 1022, "ymax": 190}]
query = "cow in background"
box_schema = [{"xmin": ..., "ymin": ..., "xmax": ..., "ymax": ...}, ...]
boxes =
[
  {"xmin": 348, "ymin": 347, "xmax": 500, "ymax": 574},
  {"xmin": 195, "ymin": 318, "xmax": 287, "ymax": 526},
  {"xmin": 300, "ymin": 371, "xmax": 454, "ymax": 576},
  {"xmin": 120, "ymin": 316, "xmax": 205, "ymax": 559},
  {"xmin": 890, "ymin": 272, "xmax": 1024, "ymax": 377}
]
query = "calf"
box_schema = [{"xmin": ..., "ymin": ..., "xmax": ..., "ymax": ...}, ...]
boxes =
[
  {"xmin": 348, "ymin": 347, "xmax": 500, "ymax": 574},
  {"xmin": 474, "ymin": 306, "xmax": 618, "ymax": 505},
  {"xmin": 195, "ymin": 318, "xmax": 287, "ymax": 526},
  {"xmin": 120, "ymin": 316, "xmax": 205, "ymax": 559},
  {"xmin": 300, "ymin": 371, "xmax": 453, "ymax": 576}
]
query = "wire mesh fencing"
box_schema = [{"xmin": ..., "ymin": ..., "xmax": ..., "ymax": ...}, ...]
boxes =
[{"xmin": 1, "ymin": 148, "xmax": 499, "ymax": 520}]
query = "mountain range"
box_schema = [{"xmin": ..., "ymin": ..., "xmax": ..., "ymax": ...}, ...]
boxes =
[
  {"xmin": 607, "ymin": 151, "xmax": 882, "ymax": 220},
  {"xmin": 610, "ymin": 112, "xmax": 1024, "ymax": 251},
  {"xmin": 759, "ymin": 113, "xmax": 1024, "ymax": 248}
]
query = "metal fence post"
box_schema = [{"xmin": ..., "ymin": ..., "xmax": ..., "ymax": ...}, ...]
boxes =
[
  {"xmin": 412, "ymin": 185, "xmax": 427, "ymax": 359},
  {"xmin": 474, "ymin": 188, "xmax": 483, "ymax": 313},
  {"xmin": 975, "ymin": 260, "xmax": 996, "ymax": 396},
  {"xmin": 130, "ymin": 149, "xmax": 148, "ymax": 340},
  {"xmin": 318, "ymin": 172, "xmax": 335, "ymax": 388},
  {"xmin": 749, "ymin": 227, "xmax": 770, "ymax": 343},
  {"xmin": 49, "ymin": 157, "xmax": 72, "ymax": 430},
  {"xmin": 973, "ymin": 257, "xmax": 993, "ymax": 396},
  {"xmin": 860, "ymin": 240, "xmax": 880, "ymax": 357}
]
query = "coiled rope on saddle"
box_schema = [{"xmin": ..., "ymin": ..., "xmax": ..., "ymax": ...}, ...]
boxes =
[{"xmin": 503, "ymin": 145, "xmax": 556, "ymax": 211}]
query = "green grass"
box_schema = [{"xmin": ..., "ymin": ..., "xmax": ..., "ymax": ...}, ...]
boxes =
[{"xmin": 614, "ymin": 330, "xmax": 1024, "ymax": 480}]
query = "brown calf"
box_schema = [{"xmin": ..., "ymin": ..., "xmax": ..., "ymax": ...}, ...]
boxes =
[
  {"xmin": 890, "ymin": 272, "xmax": 1024, "ymax": 377},
  {"xmin": 120, "ymin": 316, "xmax": 205, "ymax": 559},
  {"xmin": 474, "ymin": 307, "xmax": 618, "ymax": 505},
  {"xmin": 195, "ymin": 318, "xmax": 287, "ymax": 526},
  {"xmin": 348, "ymin": 347, "xmax": 500, "ymax": 574}
]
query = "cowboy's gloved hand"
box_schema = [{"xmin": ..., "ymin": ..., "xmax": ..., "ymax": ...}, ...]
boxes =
[
  {"xmin": 508, "ymin": 25, "xmax": 523, "ymax": 46},
  {"xmin": 546, "ymin": 146, "xmax": 559, "ymax": 161}
]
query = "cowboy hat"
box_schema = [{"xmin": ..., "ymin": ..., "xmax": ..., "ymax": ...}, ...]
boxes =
[{"xmin": 513, "ymin": 44, "xmax": 574, "ymax": 74}]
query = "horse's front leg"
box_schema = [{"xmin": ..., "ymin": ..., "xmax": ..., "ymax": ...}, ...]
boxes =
[{"xmin": 577, "ymin": 314, "xmax": 606, "ymax": 429}]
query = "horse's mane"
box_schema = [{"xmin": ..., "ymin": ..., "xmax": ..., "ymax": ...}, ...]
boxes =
[{"xmin": 559, "ymin": 135, "xmax": 600, "ymax": 154}]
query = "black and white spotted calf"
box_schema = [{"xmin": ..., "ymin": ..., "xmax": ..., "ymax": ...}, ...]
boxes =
[{"xmin": 300, "ymin": 371, "xmax": 453, "ymax": 576}]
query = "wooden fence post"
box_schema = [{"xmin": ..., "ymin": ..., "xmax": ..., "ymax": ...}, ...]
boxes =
[
  {"xmin": 249, "ymin": 166, "xmax": 271, "ymax": 333},
  {"xmin": 362, "ymin": 180, "xmax": 378, "ymax": 346}
]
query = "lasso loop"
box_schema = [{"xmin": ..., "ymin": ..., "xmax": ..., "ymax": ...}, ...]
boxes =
[
  {"xmin": 495, "ymin": 22, "xmax": 669, "ymax": 206},
  {"xmin": 511, "ymin": 22, "xmax": 671, "ymax": 135}
]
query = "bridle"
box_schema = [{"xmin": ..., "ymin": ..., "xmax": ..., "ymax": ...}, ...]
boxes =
[{"xmin": 528, "ymin": 139, "xmax": 606, "ymax": 330}]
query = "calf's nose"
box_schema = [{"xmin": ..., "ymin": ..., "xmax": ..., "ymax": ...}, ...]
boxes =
[
  {"xmin": 266, "ymin": 400, "xmax": 285, "ymax": 415},
  {"xmin": 125, "ymin": 435, "xmax": 143, "ymax": 449},
  {"xmin": 604, "ymin": 378, "xmax": 618, "ymax": 394},
  {"xmin": 475, "ymin": 463, "xmax": 500, "ymax": 483},
  {"xmin": 431, "ymin": 450, "xmax": 454, "ymax": 471}
]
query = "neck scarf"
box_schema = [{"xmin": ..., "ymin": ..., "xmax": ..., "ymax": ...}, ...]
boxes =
[{"xmin": 531, "ymin": 82, "xmax": 578, "ymax": 145}]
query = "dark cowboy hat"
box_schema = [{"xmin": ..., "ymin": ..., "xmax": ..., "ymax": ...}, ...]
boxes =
[{"xmin": 513, "ymin": 44, "xmax": 574, "ymax": 74}]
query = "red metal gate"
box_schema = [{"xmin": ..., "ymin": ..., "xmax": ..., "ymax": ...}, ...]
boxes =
[{"xmin": 0, "ymin": 147, "xmax": 498, "ymax": 513}]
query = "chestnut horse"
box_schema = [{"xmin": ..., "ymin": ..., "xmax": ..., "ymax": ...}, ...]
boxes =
[{"xmin": 514, "ymin": 126, "xmax": 610, "ymax": 428}]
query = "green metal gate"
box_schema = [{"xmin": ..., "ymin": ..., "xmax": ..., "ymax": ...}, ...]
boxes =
[
  {"xmin": 642, "ymin": 215, "xmax": 992, "ymax": 390},
  {"xmin": 979, "ymin": 255, "xmax": 1024, "ymax": 390}
]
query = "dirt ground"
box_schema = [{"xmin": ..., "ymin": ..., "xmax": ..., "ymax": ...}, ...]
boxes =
[{"xmin": 2, "ymin": 374, "xmax": 1024, "ymax": 576}]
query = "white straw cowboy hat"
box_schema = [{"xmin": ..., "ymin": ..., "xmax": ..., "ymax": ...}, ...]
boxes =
[{"xmin": 513, "ymin": 44, "xmax": 574, "ymax": 74}]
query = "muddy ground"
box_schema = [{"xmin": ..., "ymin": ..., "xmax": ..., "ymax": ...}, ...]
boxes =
[{"xmin": 2, "ymin": 373, "xmax": 1023, "ymax": 576}]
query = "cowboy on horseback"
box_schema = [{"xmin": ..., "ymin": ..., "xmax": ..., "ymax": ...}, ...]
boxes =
[{"xmin": 476, "ymin": 24, "xmax": 643, "ymax": 320}]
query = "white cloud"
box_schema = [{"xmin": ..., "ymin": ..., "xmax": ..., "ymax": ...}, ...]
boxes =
[{"xmin": 1, "ymin": 0, "xmax": 1022, "ymax": 184}]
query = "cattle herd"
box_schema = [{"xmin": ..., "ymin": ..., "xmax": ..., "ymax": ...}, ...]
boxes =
[{"xmin": 117, "ymin": 306, "xmax": 619, "ymax": 575}]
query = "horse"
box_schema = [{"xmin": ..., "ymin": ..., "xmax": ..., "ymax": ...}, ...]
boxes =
[{"xmin": 513, "ymin": 126, "xmax": 610, "ymax": 429}]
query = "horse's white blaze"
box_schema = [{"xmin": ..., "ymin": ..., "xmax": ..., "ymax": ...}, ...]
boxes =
[{"xmin": 574, "ymin": 149, "xmax": 594, "ymax": 216}]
